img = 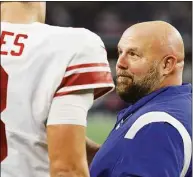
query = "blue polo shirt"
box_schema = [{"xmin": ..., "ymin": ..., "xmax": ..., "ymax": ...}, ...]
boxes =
[{"xmin": 90, "ymin": 83, "xmax": 192, "ymax": 177}]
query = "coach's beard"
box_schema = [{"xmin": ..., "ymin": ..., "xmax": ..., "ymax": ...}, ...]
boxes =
[{"xmin": 116, "ymin": 66, "xmax": 160, "ymax": 104}]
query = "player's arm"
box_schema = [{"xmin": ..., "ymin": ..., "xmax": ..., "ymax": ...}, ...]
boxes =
[
  {"xmin": 47, "ymin": 90, "xmax": 93, "ymax": 177},
  {"xmin": 112, "ymin": 112, "xmax": 191, "ymax": 177},
  {"xmin": 47, "ymin": 29, "xmax": 114, "ymax": 177},
  {"xmin": 47, "ymin": 125, "xmax": 88, "ymax": 177},
  {"xmin": 51, "ymin": 29, "xmax": 114, "ymax": 168},
  {"xmin": 86, "ymin": 137, "xmax": 101, "ymax": 166}
]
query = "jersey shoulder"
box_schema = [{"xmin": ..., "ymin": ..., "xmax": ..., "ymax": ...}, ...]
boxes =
[
  {"xmin": 40, "ymin": 23, "xmax": 104, "ymax": 48},
  {"xmin": 1, "ymin": 22, "xmax": 103, "ymax": 52},
  {"xmin": 38, "ymin": 24, "xmax": 113, "ymax": 100},
  {"xmin": 35, "ymin": 23, "xmax": 107, "ymax": 66}
]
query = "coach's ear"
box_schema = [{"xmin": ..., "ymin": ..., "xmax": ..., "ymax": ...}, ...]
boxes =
[{"xmin": 161, "ymin": 55, "xmax": 177, "ymax": 76}]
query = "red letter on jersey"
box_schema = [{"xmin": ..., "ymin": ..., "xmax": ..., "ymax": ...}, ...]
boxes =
[
  {"xmin": 0, "ymin": 31, "xmax": 28, "ymax": 56},
  {"xmin": 0, "ymin": 31, "xmax": 14, "ymax": 55},
  {"xmin": 11, "ymin": 34, "xmax": 28, "ymax": 56}
]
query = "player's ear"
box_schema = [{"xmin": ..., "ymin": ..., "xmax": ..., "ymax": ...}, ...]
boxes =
[{"xmin": 161, "ymin": 55, "xmax": 177, "ymax": 76}]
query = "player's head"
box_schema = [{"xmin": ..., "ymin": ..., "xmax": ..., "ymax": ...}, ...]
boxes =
[
  {"xmin": 116, "ymin": 21, "xmax": 185, "ymax": 103},
  {"xmin": 1, "ymin": 2, "xmax": 46, "ymax": 23}
]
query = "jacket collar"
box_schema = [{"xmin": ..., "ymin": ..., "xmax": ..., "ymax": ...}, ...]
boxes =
[{"xmin": 117, "ymin": 83, "xmax": 192, "ymax": 122}]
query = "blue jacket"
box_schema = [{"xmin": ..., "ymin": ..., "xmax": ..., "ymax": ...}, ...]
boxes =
[{"xmin": 90, "ymin": 83, "xmax": 192, "ymax": 177}]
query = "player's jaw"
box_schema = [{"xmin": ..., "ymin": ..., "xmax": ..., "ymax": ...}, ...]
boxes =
[{"xmin": 116, "ymin": 63, "xmax": 161, "ymax": 104}]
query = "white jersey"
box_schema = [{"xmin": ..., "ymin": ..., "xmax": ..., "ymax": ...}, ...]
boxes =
[{"xmin": 0, "ymin": 22, "xmax": 114, "ymax": 177}]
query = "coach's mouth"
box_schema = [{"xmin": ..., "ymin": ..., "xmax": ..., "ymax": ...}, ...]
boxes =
[
  {"xmin": 117, "ymin": 75, "xmax": 132, "ymax": 79},
  {"xmin": 116, "ymin": 75, "xmax": 133, "ymax": 84}
]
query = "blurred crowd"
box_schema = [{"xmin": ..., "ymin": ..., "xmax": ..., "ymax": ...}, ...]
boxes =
[{"xmin": 46, "ymin": 2, "xmax": 192, "ymax": 115}]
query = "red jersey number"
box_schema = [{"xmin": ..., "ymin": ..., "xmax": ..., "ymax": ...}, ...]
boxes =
[
  {"xmin": 0, "ymin": 31, "xmax": 27, "ymax": 162},
  {"xmin": 0, "ymin": 66, "xmax": 8, "ymax": 162}
]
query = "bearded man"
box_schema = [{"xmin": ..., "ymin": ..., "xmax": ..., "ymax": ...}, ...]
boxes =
[{"xmin": 90, "ymin": 21, "xmax": 192, "ymax": 177}]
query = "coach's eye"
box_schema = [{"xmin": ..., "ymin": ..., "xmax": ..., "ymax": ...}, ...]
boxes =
[
  {"xmin": 118, "ymin": 50, "xmax": 122, "ymax": 56},
  {"xmin": 129, "ymin": 51, "xmax": 137, "ymax": 57}
]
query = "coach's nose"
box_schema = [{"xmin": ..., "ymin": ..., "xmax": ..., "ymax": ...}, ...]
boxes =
[{"xmin": 116, "ymin": 54, "xmax": 129, "ymax": 70}]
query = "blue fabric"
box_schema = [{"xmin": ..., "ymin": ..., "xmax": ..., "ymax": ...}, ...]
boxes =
[{"xmin": 90, "ymin": 83, "xmax": 192, "ymax": 177}]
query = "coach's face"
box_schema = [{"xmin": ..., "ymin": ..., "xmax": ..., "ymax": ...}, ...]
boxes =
[{"xmin": 116, "ymin": 27, "xmax": 162, "ymax": 103}]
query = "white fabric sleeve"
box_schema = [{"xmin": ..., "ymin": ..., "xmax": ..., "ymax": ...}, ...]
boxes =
[
  {"xmin": 54, "ymin": 30, "xmax": 114, "ymax": 100},
  {"xmin": 47, "ymin": 90, "xmax": 94, "ymax": 127}
]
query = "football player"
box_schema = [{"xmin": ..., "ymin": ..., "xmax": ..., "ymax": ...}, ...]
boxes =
[{"xmin": 1, "ymin": 2, "xmax": 114, "ymax": 177}]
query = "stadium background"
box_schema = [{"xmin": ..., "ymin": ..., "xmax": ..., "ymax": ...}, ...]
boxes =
[{"xmin": 46, "ymin": 1, "xmax": 192, "ymax": 143}]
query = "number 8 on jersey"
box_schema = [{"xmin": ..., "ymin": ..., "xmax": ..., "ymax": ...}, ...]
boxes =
[{"xmin": 0, "ymin": 65, "xmax": 8, "ymax": 162}]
